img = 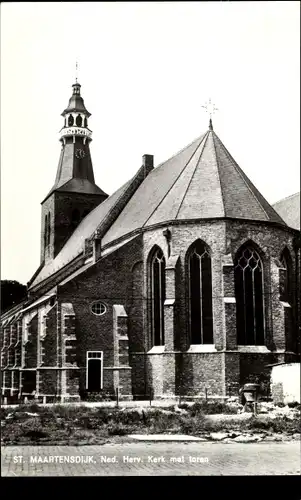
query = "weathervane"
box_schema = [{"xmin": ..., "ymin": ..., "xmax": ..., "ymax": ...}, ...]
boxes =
[
  {"xmin": 75, "ymin": 60, "xmax": 78, "ymax": 83},
  {"xmin": 201, "ymin": 98, "xmax": 218, "ymax": 130}
]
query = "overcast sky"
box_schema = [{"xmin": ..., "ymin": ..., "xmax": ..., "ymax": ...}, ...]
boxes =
[{"xmin": 1, "ymin": 1, "xmax": 300, "ymax": 285}]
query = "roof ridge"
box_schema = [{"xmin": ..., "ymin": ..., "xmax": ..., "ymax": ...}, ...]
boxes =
[
  {"xmin": 211, "ymin": 132, "xmax": 226, "ymax": 218},
  {"xmin": 174, "ymin": 132, "xmax": 210, "ymax": 219},
  {"xmin": 153, "ymin": 133, "xmax": 206, "ymax": 170},
  {"xmin": 142, "ymin": 134, "xmax": 208, "ymax": 228}
]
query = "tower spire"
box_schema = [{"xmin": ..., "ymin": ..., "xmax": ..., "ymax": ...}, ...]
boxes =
[{"xmin": 40, "ymin": 80, "xmax": 108, "ymax": 262}]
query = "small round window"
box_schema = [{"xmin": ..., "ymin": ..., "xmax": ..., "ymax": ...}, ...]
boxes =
[{"xmin": 91, "ymin": 302, "xmax": 107, "ymax": 316}]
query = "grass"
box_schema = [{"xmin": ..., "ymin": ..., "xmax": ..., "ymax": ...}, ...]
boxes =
[
  {"xmin": 187, "ymin": 401, "xmax": 238, "ymax": 415},
  {"xmin": 1, "ymin": 401, "xmax": 299, "ymax": 444}
]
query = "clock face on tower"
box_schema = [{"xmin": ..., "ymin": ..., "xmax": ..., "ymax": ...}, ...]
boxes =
[{"xmin": 75, "ymin": 148, "xmax": 86, "ymax": 159}]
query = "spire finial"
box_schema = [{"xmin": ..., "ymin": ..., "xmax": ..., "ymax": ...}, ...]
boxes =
[
  {"xmin": 75, "ymin": 60, "xmax": 78, "ymax": 83},
  {"xmin": 201, "ymin": 98, "xmax": 218, "ymax": 130}
]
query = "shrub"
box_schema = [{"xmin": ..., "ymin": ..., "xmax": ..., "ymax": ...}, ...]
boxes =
[
  {"xmin": 180, "ymin": 419, "xmax": 195, "ymax": 434},
  {"xmin": 190, "ymin": 402, "xmax": 204, "ymax": 415},
  {"xmin": 179, "ymin": 414, "xmax": 206, "ymax": 434},
  {"xmin": 178, "ymin": 403, "xmax": 190, "ymax": 410},
  {"xmin": 189, "ymin": 401, "xmax": 237, "ymax": 416},
  {"xmin": 204, "ymin": 402, "xmax": 238, "ymax": 415},
  {"xmin": 287, "ymin": 402, "xmax": 300, "ymax": 409},
  {"xmin": 18, "ymin": 418, "xmax": 49, "ymax": 441},
  {"xmin": 0, "ymin": 408, "xmax": 10, "ymax": 419},
  {"xmin": 165, "ymin": 405, "xmax": 176, "ymax": 411},
  {"xmin": 70, "ymin": 429, "xmax": 100, "ymax": 443},
  {"xmin": 23, "ymin": 429, "xmax": 49, "ymax": 440},
  {"xmin": 247, "ymin": 416, "xmax": 300, "ymax": 434},
  {"xmin": 95, "ymin": 408, "xmax": 111, "ymax": 424},
  {"xmin": 77, "ymin": 416, "xmax": 93, "ymax": 429},
  {"xmin": 117, "ymin": 410, "xmax": 142, "ymax": 425},
  {"xmin": 15, "ymin": 403, "xmax": 41, "ymax": 413},
  {"xmin": 49, "ymin": 404, "xmax": 90, "ymax": 419},
  {"xmin": 26, "ymin": 403, "xmax": 41, "ymax": 413},
  {"xmin": 142, "ymin": 409, "xmax": 179, "ymax": 432},
  {"xmin": 107, "ymin": 423, "xmax": 128, "ymax": 436}
]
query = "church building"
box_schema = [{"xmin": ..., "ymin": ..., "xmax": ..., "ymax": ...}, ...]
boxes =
[{"xmin": 1, "ymin": 81, "xmax": 300, "ymax": 402}]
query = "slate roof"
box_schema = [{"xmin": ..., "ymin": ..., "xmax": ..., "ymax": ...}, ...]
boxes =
[
  {"xmin": 101, "ymin": 126, "xmax": 286, "ymax": 245},
  {"xmin": 273, "ymin": 192, "xmax": 300, "ymax": 230},
  {"xmin": 30, "ymin": 124, "xmax": 287, "ymax": 289},
  {"xmin": 43, "ymin": 143, "xmax": 108, "ymax": 201}
]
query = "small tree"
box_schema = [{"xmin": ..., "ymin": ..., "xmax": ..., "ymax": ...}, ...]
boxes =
[{"xmin": 1, "ymin": 280, "xmax": 27, "ymax": 312}]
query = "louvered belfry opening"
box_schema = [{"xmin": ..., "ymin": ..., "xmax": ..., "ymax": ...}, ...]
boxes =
[
  {"xmin": 76, "ymin": 114, "xmax": 82, "ymax": 127},
  {"xmin": 150, "ymin": 247, "xmax": 166, "ymax": 346},
  {"xmin": 44, "ymin": 212, "xmax": 51, "ymax": 250},
  {"xmin": 234, "ymin": 245, "xmax": 265, "ymax": 345},
  {"xmin": 188, "ymin": 240, "xmax": 213, "ymax": 344}
]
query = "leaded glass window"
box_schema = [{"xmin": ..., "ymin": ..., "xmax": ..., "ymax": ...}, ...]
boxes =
[
  {"xmin": 188, "ymin": 241, "xmax": 213, "ymax": 344},
  {"xmin": 150, "ymin": 247, "xmax": 166, "ymax": 346},
  {"xmin": 234, "ymin": 245, "xmax": 265, "ymax": 345},
  {"xmin": 280, "ymin": 248, "xmax": 292, "ymax": 303}
]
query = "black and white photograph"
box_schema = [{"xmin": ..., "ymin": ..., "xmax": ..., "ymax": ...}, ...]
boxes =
[{"xmin": 1, "ymin": 1, "xmax": 300, "ymax": 478}]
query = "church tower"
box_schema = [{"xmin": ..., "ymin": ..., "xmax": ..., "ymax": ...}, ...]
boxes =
[{"xmin": 40, "ymin": 81, "xmax": 108, "ymax": 263}]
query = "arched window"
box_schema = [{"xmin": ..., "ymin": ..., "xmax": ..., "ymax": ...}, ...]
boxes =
[
  {"xmin": 150, "ymin": 247, "xmax": 166, "ymax": 346},
  {"xmin": 280, "ymin": 248, "xmax": 292, "ymax": 303},
  {"xmin": 44, "ymin": 213, "xmax": 50, "ymax": 248},
  {"xmin": 76, "ymin": 114, "xmax": 82, "ymax": 127},
  {"xmin": 84, "ymin": 117, "xmax": 88, "ymax": 128},
  {"xmin": 187, "ymin": 240, "xmax": 213, "ymax": 344},
  {"xmin": 44, "ymin": 214, "xmax": 48, "ymax": 248},
  {"xmin": 234, "ymin": 244, "xmax": 265, "ymax": 345},
  {"xmin": 68, "ymin": 114, "xmax": 74, "ymax": 126}
]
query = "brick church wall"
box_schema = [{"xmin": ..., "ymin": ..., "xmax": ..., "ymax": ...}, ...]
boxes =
[
  {"xmin": 179, "ymin": 353, "xmax": 224, "ymax": 396},
  {"xmin": 6, "ymin": 211, "xmax": 297, "ymax": 400},
  {"xmin": 38, "ymin": 370, "xmax": 57, "ymax": 396},
  {"xmin": 58, "ymin": 234, "xmax": 143, "ymax": 396},
  {"xmin": 145, "ymin": 221, "xmax": 227, "ymax": 351},
  {"xmin": 228, "ymin": 220, "xmax": 298, "ymax": 349},
  {"xmin": 139, "ymin": 219, "xmax": 299, "ymax": 397},
  {"xmin": 142, "ymin": 222, "xmax": 227, "ymax": 396}
]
